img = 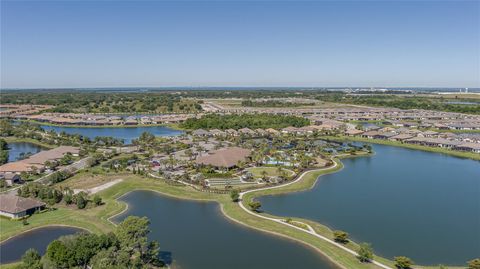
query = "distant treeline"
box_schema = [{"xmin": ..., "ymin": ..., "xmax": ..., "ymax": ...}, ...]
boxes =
[
  {"xmin": 0, "ymin": 92, "xmax": 201, "ymax": 113},
  {"xmin": 316, "ymin": 95, "xmax": 480, "ymax": 115},
  {"xmin": 180, "ymin": 113, "xmax": 310, "ymax": 130},
  {"xmin": 241, "ymin": 100, "xmax": 315, "ymax": 108}
]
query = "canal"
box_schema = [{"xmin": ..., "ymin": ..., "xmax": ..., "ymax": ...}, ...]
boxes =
[
  {"xmin": 259, "ymin": 144, "xmax": 480, "ymax": 265},
  {"xmin": 113, "ymin": 190, "xmax": 337, "ymax": 269}
]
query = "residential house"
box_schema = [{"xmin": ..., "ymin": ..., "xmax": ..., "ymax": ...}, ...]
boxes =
[{"xmin": 0, "ymin": 195, "xmax": 46, "ymax": 219}]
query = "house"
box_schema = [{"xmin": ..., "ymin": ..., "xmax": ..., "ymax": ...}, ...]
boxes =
[
  {"xmin": 192, "ymin": 129, "xmax": 210, "ymax": 137},
  {"xmin": 297, "ymin": 126, "xmax": 317, "ymax": 134},
  {"xmin": 405, "ymin": 138, "xmax": 462, "ymax": 149},
  {"xmin": 418, "ymin": 130, "xmax": 439, "ymax": 138},
  {"xmin": 0, "ymin": 162, "xmax": 43, "ymax": 174},
  {"xmin": 0, "ymin": 173, "xmax": 21, "ymax": 186},
  {"xmin": 124, "ymin": 117, "xmax": 138, "ymax": 125},
  {"xmin": 454, "ymin": 143, "xmax": 480, "ymax": 153},
  {"xmin": 373, "ymin": 132, "xmax": 397, "ymax": 140},
  {"xmin": 209, "ymin": 129, "xmax": 225, "ymax": 137},
  {"xmin": 361, "ymin": 131, "xmax": 381, "ymax": 139},
  {"xmin": 265, "ymin": 128, "xmax": 280, "ymax": 135},
  {"xmin": 238, "ymin": 128, "xmax": 256, "ymax": 135},
  {"xmin": 0, "ymin": 195, "xmax": 46, "ymax": 219},
  {"xmin": 255, "ymin": 128, "xmax": 268, "ymax": 136},
  {"xmin": 281, "ymin": 126, "xmax": 299, "ymax": 134},
  {"xmin": 389, "ymin": 134, "xmax": 414, "ymax": 142},
  {"xmin": 345, "ymin": 129, "xmax": 364, "ymax": 136},
  {"xmin": 22, "ymin": 146, "xmax": 80, "ymax": 166},
  {"xmin": 195, "ymin": 147, "xmax": 252, "ymax": 169},
  {"xmin": 225, "ymin": 129, "xmax": 238, "ymax": 136}
]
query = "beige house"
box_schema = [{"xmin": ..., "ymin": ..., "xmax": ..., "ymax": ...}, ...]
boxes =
[
  {"xmin": 0, "ymin": 195, "xmax": 46, "ymax": 219},
  {"xmin": 195, "ymin": 147, "xmax": 252, "ymax": 169}
]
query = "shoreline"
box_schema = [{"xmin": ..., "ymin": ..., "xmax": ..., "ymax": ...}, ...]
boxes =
[
  {"xmin": 322, "ymin": 135, "xmax": 480, "ymax": 161},
  {"xmin": 0, "ymin": 153, "xmax": 467, "ymax": 269},
  {"xmin": 0, "ymin": 224, "xmax": 89, "ymax": 245},
  {"xmin": 2, "ymin": 137, "xmax": 56, "ymax": 149},
  {"xmin": 105, "ymin": 187, "xmax": 348, "ymax": 269},
  {"xmin": 16, "ymin": 119, "xmax": 186, "ymax": 131}
]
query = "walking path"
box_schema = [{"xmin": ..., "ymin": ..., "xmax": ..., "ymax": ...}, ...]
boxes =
[
  {"xmin": 238, "ymin": 160, "xmax": 394, "ymax": 269},
  {"xmin": 74, "ymin": 178, "xmax": 123, "ymax": 194}
]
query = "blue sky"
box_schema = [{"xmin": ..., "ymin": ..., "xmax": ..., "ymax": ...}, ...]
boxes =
[{"xmin": 1, "ymin": 0, "xmax": 478, "ymax": 88}]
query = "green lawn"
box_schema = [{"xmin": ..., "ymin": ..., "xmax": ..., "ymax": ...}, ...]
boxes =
[{"xmin": 246, "ymin": 166, "xmax": 295, "ymax": 178}]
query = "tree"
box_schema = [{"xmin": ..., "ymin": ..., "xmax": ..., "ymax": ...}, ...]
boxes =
[
  {"xmin": 333, "ymin": 230, "xmax": 349, "ymax": 244},
  {"xmin": 394, "ymin": 256, "xmax": 413, "ymax": 269},
  {"xmin": 230, "ymin": 190, "xmax": 240, "ymax": 202},
  {"xmin": 261, "ymin": 170, "xmax": 268, "ymax": 180},
  {"xmin": 0, "ymin": 120, "xmax": 13, "ymax": 136},
  {"xmin": 93, "ymin": 195, "xmax": 102, "ymax": 206},
  {"xmin": 60, "ymin": 152, "xmax": 73, "ymax": 165},
  {"xmin": 248, "ymin": 201, "xmax": 262, "ymax": 212},
  {"xmin": 357, "ymin": 243, "xmax": 373, "ymax": 262},
  {"xmin": 468, "ymin": 259, "xmax": 480, "ymax": 269},
  {"xmin": 19, "ymin": 248, "xmax": 42, "ymax": 269},
  {"xmin": 76, "ymin": 194, "xmax": 87, "ymax": 209},
  {"xmin": 115, "ymin": 216, "xmax": 160, "ymax": 265}
]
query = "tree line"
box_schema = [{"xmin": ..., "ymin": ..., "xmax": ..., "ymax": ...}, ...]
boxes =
[
  {"xmin": 15, "ymin": 216, "xmax": 163, "ymax": 269},
  {"xmin": 180, "ymin": 113, "xmax": 310, "ymax": 130}
]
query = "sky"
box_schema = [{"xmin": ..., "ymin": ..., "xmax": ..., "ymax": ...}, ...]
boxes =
[{"xmin": 1, "ymin": 0, "xmax": 479, "ymax": 89}]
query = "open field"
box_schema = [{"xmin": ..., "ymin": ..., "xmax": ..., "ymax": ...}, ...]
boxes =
[{"xmin": 246, "ymin": 166, "xmax": 295, "ymax": 178}]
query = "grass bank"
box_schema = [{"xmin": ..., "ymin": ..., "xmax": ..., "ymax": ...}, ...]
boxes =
[
  {"xmin": 2, "ymin": 137, "xmax": 56, "ymax": 149},
  {"xmin": 18, "ymin": 119, "xmax": 185, "ymax": 131},
  {"xmin": 322, "ymin": 135, "xmax": 480, "ymax": 161}
]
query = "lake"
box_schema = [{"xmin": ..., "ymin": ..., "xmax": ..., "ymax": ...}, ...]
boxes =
[
  {"xmin": 39, "ymin": 125, "xmax": 184, "ymax": 144},
  {"xmin": 0, "ymin": 226, "xmax": 83, "ymax": 264},
  {"xmin": 113, "ymin": 190, "xmax": 337, "ymax": 269},
  {"xmin": 260, "ymin": 144, "xmax": 480, "ymax": 265},
  {"xmin": 7, "ymin": 142, "xmax": 45, "ymax": 162}
]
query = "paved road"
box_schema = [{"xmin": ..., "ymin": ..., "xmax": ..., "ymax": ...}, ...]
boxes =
[{"xmin": 238, "ymin": 160, "xmax": 394, "ymax": 269}]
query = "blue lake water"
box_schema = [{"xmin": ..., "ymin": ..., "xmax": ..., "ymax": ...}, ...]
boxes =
[
  {"xmin": 39, "ymin": 125, "xmax": 184, "ymax": 144},
  {"xmin": 260, "ymin": 144, "xmax": 480, "ymax": 265},
  {"xmin": 0, "ymin": 226, "xmax": 83, "ymax": 264},
  {"xmin": 113, "ymin": 191, "xmax": 337, "ymax": 269},
  {"xmin": 7, "ymin": 142, "xmax": 45, "ymax": 162}
]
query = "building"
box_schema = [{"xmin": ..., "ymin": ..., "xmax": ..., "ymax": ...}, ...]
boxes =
[
  {"xmin": 0, "ymin": 195, "xmax": 46, "ymax": 219},
  {"xmin": 195, "ymin": 147, "xmax": 252, "ymax": 169},
  {"xmin": 389, "ymin": 134, "xmax": 414, "ymax": 142},
  {"xmin": 0, "ymin": 162, "xmax": 44, "ymax": 174},
  {"xmin": 0, "ymin": 173, "xmax": 21, "ymax": 186},
  {"xmin": 345, "ymin": 129, "xmax": 364, "ymax": 136},
  {"xmin": 192, "ymin": 129, "xmax": 210, "ymax": 137},
  {"xmin": 454, "ymin": 143, "xmax": 480, "ymax": 153}
]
